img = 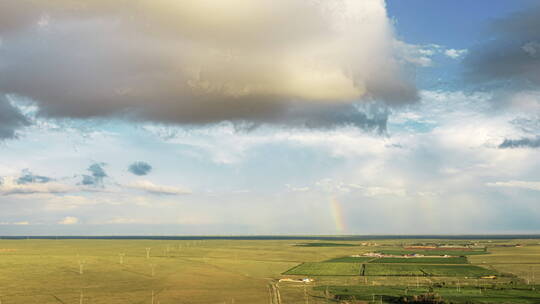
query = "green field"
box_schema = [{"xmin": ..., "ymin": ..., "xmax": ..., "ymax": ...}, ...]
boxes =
[
  {"xmin": 315, "ymin": 285, "xmax": 540, "ymax": 303},
  {"xmin": 364, "ymin": 264, "xmax": 426, "ymax": 276},
  {"xmin": 285, "ymin": 262, "xmax": 496, "ymax": 277},
  {"xmin": 283, "ymin": 262, "xmax": 362, "ymax": 276},
  {"xmin": 377, "ymin": 249, "xmax": 487, "ymax": 256},
  {"xmin": 420, "ymin": 265, "xmax": 499, "ymax": 277},
  {"xmin": 0, "ymin": 238, "xmax": 538, "ymax": 303},
  {"xmin": 370, "ymin": 256, "xmax": 469, "ymax": 264},
  {"xmin": 364, "ymin": 264, "xmax": 498, "ymax": 277}
]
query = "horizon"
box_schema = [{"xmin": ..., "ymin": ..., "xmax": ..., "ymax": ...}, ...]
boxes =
[{"xmin": 3, "ymin": 235, "xmax": 540, "ymax": 244}]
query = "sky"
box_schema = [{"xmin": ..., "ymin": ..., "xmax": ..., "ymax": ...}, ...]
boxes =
[{"xmin": 0, "ymin": 0, "xmax": 539, "ymax": 235}]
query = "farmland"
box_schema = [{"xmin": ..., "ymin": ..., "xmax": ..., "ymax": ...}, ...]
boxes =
[
  {"xmin": 363, "ymin": 264, "xmax": 498, "ymax": 277},
  {"xmin": 329, "ymin": 256, "xmax": 469, "ymax": 264},
  {"xmin": 283, "ymin": 262, "xmax": 362, "ymax": 276},
  {"xmin": 0, "ymin": 237, "xmax": 539, "ymax": 303},
  {"xmin": 376, "ymin": 249, "xmax": 487, "ymax": 256},
  {"xmin": 324, "ymin": 256, "xmax": 375, "ymax": 263},
  {"xmin": 314, "ymin": 285, "xmax": 540, "ymax": 303},
  {"xmin": 369, "ymin": 257, "xmax": 469, "ymax": 264},
  {"xmin": 294, "ymin": 242, "xmax": 358, "ymax": 247}
]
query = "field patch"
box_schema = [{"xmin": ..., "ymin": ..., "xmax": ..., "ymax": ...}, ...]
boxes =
[
  {"xmin": 364, "ymin": 264, "xmax": 498, "ymax": 277},
  {"xmin": 294, "ymin": 242, "xmax": 358, "ymax": 247},
  {"xmin": 419, "ymin": 265, "xmax": 498, "ymax": 277},
  {"xmin": 376, "ymin": 249, "xmax": 487, "ymax": 256},
  {"xmin": 324, "ymin": 256, "xmax": 374, "ymax": 263},
  {"xmin": 364, "ymin": 264, "xmax": 425, "ymax": 276},
  {"xmin": 283, "ymin": 262, "xmax": 362, "ymax": 276},
  {"xmin": 315, "ymin": 285, "xmax": 540, "ymax": 304},
  {"xmin": 370, "ymin": 257, "xmax": 468, "ymax": 264}
]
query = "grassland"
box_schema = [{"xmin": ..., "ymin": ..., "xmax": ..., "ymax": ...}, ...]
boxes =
[{"xmin": 0, "ymin": 238, "xmax": 538, "ymax": 303}]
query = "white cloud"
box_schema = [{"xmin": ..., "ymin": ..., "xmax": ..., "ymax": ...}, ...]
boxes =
[
  {"xmin": 0, "ymin": 176, "xmax": 75, "ymax": 195},
  {"xmin": 125, "ymin": 180, "xmax": 192, "ymax": 195},
  {"xmin": 105, "ymin": 217, "xmax": 145, "ymax": 224},
  {"xmin": 486, "ymin": 181, "xmax": 540, "ymax": 191},
  {"xmin": 286, "ymin": 184, "xmax": 310, "ymax": 192},
  {"xmin": 394, "ymin": 41, "xmax": 442, "ymax": 67},
  {"xmin": 314, "ymin": 178, "xmax": 408, "ymax": 197},
  {"xmin": 13, "ymin": 221, "xmax": 29, "ymax": 225},
  {"xmin": 395, "ymin": 43, "xmax": 467, "ymax": 65},
  {"xmin": 58, "ymin": 216, "xmax": 79, "ymax": 225},
  {"xmin": 444, "ymin": 48, "xmax": 467, "ymax": 59},
  {"xmin": 0, "ymin": 221, "xmax": 30, "ymax": 225}
]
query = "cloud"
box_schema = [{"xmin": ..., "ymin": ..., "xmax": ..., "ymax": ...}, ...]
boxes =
[
  {"xmin": 486, "ymin": 181, "xmax": 540, "ymax": 191},
  {"xmin": 0, "ymin": 96, "xmax": 29, "ymax": 139},
  {"xmin": 315, "ymin": 178, "xmax": 408, "ymax": 197},
  {"xmin": 277, "ymin": 103, "xmax": 390, "ymax": 132},
  {"xmin": 105, "ymin": 217, "xmax": 145, "ymax": 224},
  {"xmin": 128, "ymin": 161, "xmax": 152, "ymax": 176},
  {"xmin": 504, "ymin": 90, "xmax": 540, "ymax": 112},
  {"xmin": 125, "ymin": 180, "xmax": 191, "ymax": 195},
  {"xmin": 81, "ymin": 163, "xmax": 107, "ymax": 186},
  {"xmin": 58, "ymin": 216, "xmax": 79, "ymax": 225},
  {"xmin": 499, "ymin": 136, "xmax": 540, "ymax": 149},
  {"xmin": 13, "ymin": 221, "xmax": 29, "ymax": 225},
  {"xmin": 464, "ymin": 5, "xmax": 540, "ymax": 95},
  {"xmin": 394, "ymin": 42, "xmax": 441, "ymax": 67},
  {"xmin": 394, "ymin": 42, "xmax": 467, "ymax": 66},
  {"xmin": 286, "ymin": 186, "xmax": 310, "ymax": 192},
  {"xmin": 444, "ymin": 49, "xmax": 467, "ymax": 59},
  {"xmin": 16, "ymin": 169, "xmax": 53, "ymax": 184},
  {"xmin": 0, "ymin": 0, "xmax": 417, "ymax": 129},
  {"xmin": 0, "ymin": 176, "xmax": 74, "ymax": 195}
]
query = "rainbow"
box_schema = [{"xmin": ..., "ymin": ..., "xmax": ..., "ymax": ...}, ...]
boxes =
[{"xmin": 330, "ymin": 198, "xmax": 346, "ymax": 233}]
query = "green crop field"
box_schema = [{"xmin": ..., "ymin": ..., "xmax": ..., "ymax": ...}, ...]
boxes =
[
  {"xmin": 364, "ymin": 264, "xmax": 498, "ymax": 277},
  {"xmin": 315, "ymin": 285, "xmax": 540, "ymax": 303},
  {"xmin": 283, "ymin": 262, "xmax": 362, "ymax": 276},
  {"xmin": 0, "ymin": 238, "xmax": 538, "ymax": 303},
  {"xmin": 419, "ymin": 265, "xmax": 499, "ymax": 277},
  {"xmin": 364, "ymin": 264, "xmax": 427, "ymax": 276},
  {"xmin": 370, "ymin": 256, "xmax": 469, "ymax": 264},
  {"xmin": 286, "ymin": 262, "xmax": 496, "ymax": 277},
  {"xmin": 324, "ymin": 256, "xmax": 374, "ymax": 263},
  {"xmin": 377, "ymin": 249, "xmax": 488, "ymax": 256}
]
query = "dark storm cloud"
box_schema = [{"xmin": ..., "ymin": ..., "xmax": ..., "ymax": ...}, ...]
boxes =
[
  {"xmin": 499, "ymin": 136, "xmax": 540, "ymax": 149},
  {"xmin": 128, "ymin": 161, "xmax": 152, "ymax": 176},
  {"xmin": 464, "ymin": 5, "xmax": 540, "ymax": 90},
  {"xmin": 81, "ymin": 163, "xmax": 107, "ymax": 186},
  {"xmin": 0, "ymin": 0, "xmax": 417, "ymax": 129},
  {"xmin": 0, "ymin": 96, "xmax": 29, "ymax": 139},
  {"xmin": 281, "ymin": 104, "xmax": 390, "ymax": 133},
  {"xmin": 17, "ymin": 170, "xmax": 53, "ymax": 184}
]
